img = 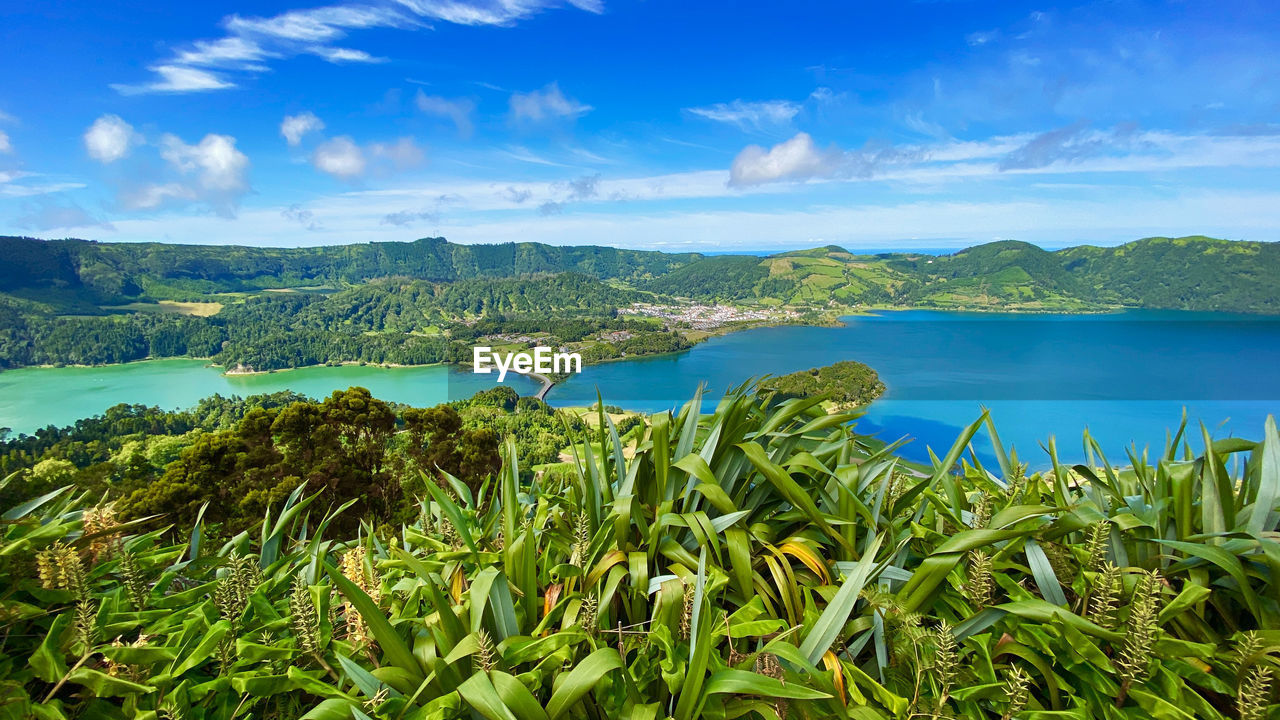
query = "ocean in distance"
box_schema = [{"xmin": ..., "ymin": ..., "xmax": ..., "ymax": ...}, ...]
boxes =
[{"xmin": 2, "ymin": 310, "xmax": 1277, "ymax": 465}]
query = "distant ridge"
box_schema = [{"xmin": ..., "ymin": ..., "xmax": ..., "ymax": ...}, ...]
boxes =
[
  {"xmin": 0, "ymin": 236, "xmax": 702, "ymax": 304},
  {"xmin": 641, "ymin": 235, "xmax": 1280, "ymax": 314},
  {"xmin": 2, "ymin": 234, "xmax": 1278, "ymax": 314}
]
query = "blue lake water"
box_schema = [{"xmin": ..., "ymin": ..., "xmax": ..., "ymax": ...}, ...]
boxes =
[
  {"xmin": 550, "ymin": 310, "xmax": 1280, "ymax": 465},
  {"xmin": 2, "ymin": 310, "xmax": 1277, "ymax": 465}
]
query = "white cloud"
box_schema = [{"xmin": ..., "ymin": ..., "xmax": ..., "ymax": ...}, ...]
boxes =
[
  {"xmin": 966, "ymin": 29, "xmax": 1000, "ymax": 46},
  {"xmin": 0, "ymin": 180, "xmax": 88, "ymax": 198},
  {"xmin": 95, "ymin": 189, "xmax": 1280, "ymax": 252},
  {"xmin": 308, "ymin": 46, "xmax": 384, "ymax": 63},
  {"xmin": 225, "ymin": 4, "xmax": 403, "ymax": 42},
  {"xmin": 84, "ymin": 115, "xmax": 139, "ymax": 164},
  {"xmin": 687, "ymin": 99, "xmax": 801, "ymax": 130},
  {"xmin": 729, "ymin": 133, "xmax": 840, "ymax": 186},
  {"xmin": 112, "ymin": 65, "xmax": 235, "ymax": 94},
  {"xmin": 110, "ymin": 133, "xmax": 253, "ymax": 216},
  {"xmin": 313, "ymin": 136, "xmax": 367, "ymax": 178},
  {"xmin": 282, "ymin": 203, "xmax": 322, "ymax": 231},
  {"xmin": 396, "ymin": 0, "xmax": 602, "ymax": 26},
  {"xmin": 416, "ymin": 91, "xmax": 476, "ymax": 137},
  {"xmin": 509, "ymin": 83, "xmax": 592, "ymax": 124},
  {"xmin": 116, "ymin": 1, "xmax": 601, "ymax": 94},
  {"xmin": 308, "ymin": 134, "xmax": 426, "ymax": 179},
  {"xmin": 327, "ymin": 129, "xmax": 1280, "ymax": 213},
  {"xmin": 370, "ymin": 137, "xmax": 426, "ymax": 171},
  {"xmin": 0, "ymin": 170, "xmax": 88, "ymax": 199},
  {"xmin": 499, "ymin": 145, "xmax": 572, "ymax": 167},
  {"xmin": 160, "ymin": 133, "xmax": 251, "ymax": 192},
  {"xmin": 281, "ymin": 111, "xmax": 325, "ymax": 146},
  {"xmin": 173, "ymin": 36, "xmax": 272, "ymax": 68},
  {"xmin": 122, "ymin": 183, "xmax": 197, "ymax": 211},
  {"xmin": 0, "ymin": 130, "xmax": 10, "ymax": 154}
]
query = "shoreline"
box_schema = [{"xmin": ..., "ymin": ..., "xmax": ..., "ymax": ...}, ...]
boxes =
[
  {"xmin": 0, "ymin": 304, "xmax": 1220, "ymax": 379},
  {"xmin": 507, "ymin": 368, "xmax": 555, "ymax": 400},
  {"xmin": 222, "ymin": 359, "xmax": 443, "ymax": 376}
]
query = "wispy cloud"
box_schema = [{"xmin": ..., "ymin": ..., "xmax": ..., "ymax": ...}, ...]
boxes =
[
  {"xmin": 686, "ymin": 99, "xmax": 801, "ymax": 130},
  {"xmin": 726, "ymin": 127, "xmax": 1280, "ymax": 187},
  {"xmin": 0, "ymin": 174, "xmax": 88, "ymax": 199},
  {"xmin": 280, "ymin": 111, "xmax": 325, "ymax": 146},
  {"xmin": 379, "ymin": 193, "xmax": 459, "ymax": 227},
  {"xmin": 370, "ymin": 137, "xmax": 426, "ymax": 171},
  {"xmin": 308, "ymin": 46, "xmax": 384, "ymax": 63},
  {"xmin": 97, "ymin": 187, "xmax": 1280, "ymax": 251},
  {"xmin": 998, "ymin": 122, "xmax": 1141, "ymax": 170},
  {"xmin": 416, "ymin": 92, "xmax": 477, "ymax": 138},
  {"xmin": 13, "ymin": 196, "xmax": 115, "ymax": 232},
  {"xmin": 312, "ymin": 134, "xmax": 426, "ymax": 179},
  {"xmin": 114, "ymin": 1, "xmax": 604, "ymax": 94},
  {"xmin": 728, "ymin": 132, "xmax": 925, "ymax": 186},
  {"xmin": 282, "ymin": 203, "xmax": 323, "ymax": 231},
  {"xmin": 112, "ymin": 65, "xmax": 235, "ymax": 95},
  {"xmin": 509, "ymin": 83, "xmax": 592, "ymax": 125},
  {"xmin": 965, "ymin": 29, "xmax": 1000, "ymax": 47},
  {"xmin": 499, "ymin": 145, "xmax": 572, "ymax": 167}
]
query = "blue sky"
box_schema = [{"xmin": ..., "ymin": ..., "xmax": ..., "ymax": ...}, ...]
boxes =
[{"xmin": 1, "ymin": 0, "xmax": 1278, "ymax": 251}]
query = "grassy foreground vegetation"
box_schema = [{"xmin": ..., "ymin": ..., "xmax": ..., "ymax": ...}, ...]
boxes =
[{"xmin": 1, "ymin": 386, "xmax": 1278, "ymax": 719}]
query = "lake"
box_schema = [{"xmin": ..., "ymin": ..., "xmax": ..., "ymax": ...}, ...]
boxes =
[
  {"xmin": 553, "ymin": 310, "xmax": 1280, "ymax": 464},
  {"xmin": 2, "ymin": 310, "xmax": 1277, "ymax": 465},
  {"xmin": 0, "ymin": 360, "xmax": 541, "ymax": 432}
]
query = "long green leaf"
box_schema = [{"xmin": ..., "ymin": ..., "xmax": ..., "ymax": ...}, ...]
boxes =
[{"xmin": 800, "ymin": 534, "xmax": 883, "ymax": 664}]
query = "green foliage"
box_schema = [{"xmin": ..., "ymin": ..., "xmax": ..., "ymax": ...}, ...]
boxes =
[
  {"xmin": 760, "ymin": 360, "xmax": 886, "ymax": 407},
  {"xmin": 0, "ymin": 235, "xmax": 698, "ymax": 302},
  {"xmin": 1, "ymin": 388, "xmax": 1279, "ymax": 718},
  {"xmin": 641, "ymin": 255, "xmax": 772, "ymax": 299},
  {"xmin": 1, "ymin": 387, "xmax": 521, "ymax": 540},
  {"xmin": 647, "ymin": 236, "xmax": 1280, "ymax": 313},
  {"xmin": 1059, "ymin": 235, "xmax": 1280, "ymax": 312},
  {"xmin": 4, "ymin": 235, "xmax": 1278, "ymax": 371}
]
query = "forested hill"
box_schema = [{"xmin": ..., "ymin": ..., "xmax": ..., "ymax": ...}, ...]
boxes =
[
  {"xmin": 0, "ymin": 235, "xmax": 700, "ymax": 307},
  {"xmin": 4, "ymin": 234, "xmax": 1278, "ymax": 313},
  {"xmin": 644, "ymin": 236, "xmax": 1280, "ymax": 314}
]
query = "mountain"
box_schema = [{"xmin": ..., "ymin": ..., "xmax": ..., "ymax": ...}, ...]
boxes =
[
  {"xmin": 0, "ymin": 236, "xmax": 702, "ymax": 310},
  {"xmin": 1058, "ymin": 236, "xmax": 1280, "ymax": 313},
  {"xmin": 3, "ymin": 234, "xmax": 1277, "ymax": 315},
  {"xmin": 639, "ymin": 236, "xmax": 1280, "ymax": 313},
  {"xmin": 0, "ymin": 234, "xmax": 1277, "ymax": 371}
]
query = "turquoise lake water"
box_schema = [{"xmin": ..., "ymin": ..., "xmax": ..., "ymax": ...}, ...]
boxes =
[{"xmin": 2, "ymin": 310, "xmax": 1277, "ymax": 464}]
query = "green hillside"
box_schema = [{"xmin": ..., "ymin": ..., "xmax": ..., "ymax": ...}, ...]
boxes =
[
  {"xmin": 0, "ymin": 236, "xmax": 701, "ymax": 309},
  {"xmin": 1, "ymin": 234, "xmax": 1277, "ymax": 371},
  {"xmin": 1059, "ymin": 235, "xmax": 1280, "ymax": 313},
  {"xmin": 641, "ymin": 236, "xmax": 1280, "ymax": 313}
]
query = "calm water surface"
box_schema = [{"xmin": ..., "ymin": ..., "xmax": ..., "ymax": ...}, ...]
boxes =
[
  {"xmin": 0, "ymin": 360, "xmax": 539, "ymax": 432},
  {"xmin": 2, "ymin": 310, "xmax": 1277, "ymax": 464},
  {"xmin": 551, "ymin": 310, "xmax": 1280, "ymax": 464}
]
